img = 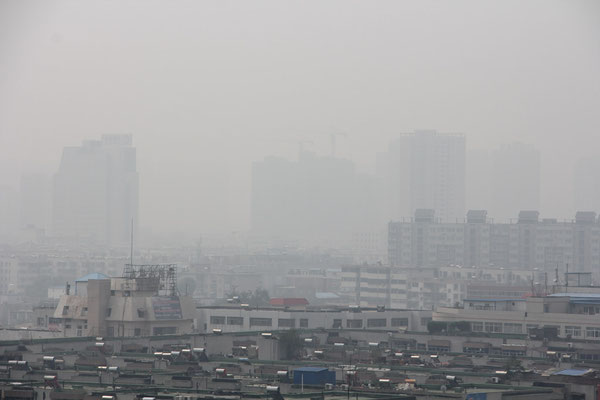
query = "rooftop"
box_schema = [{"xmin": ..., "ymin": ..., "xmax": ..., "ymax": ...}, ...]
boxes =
[{"xmin": 75, "ymin": 272, "xmax": 110, "ymax": 282}]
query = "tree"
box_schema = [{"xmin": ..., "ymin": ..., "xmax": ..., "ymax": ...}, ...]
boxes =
[
  {"xmin": 279, "ymin": 329, "xmax": 303, "ymax": 360},
  {"xmin": 226, "ymin": 288, "xmax": 271, "ymax": 307}
]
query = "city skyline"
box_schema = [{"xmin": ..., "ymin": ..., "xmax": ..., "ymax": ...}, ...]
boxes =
[{"xmin": 2, "ymin": 0, "xmax": 599, "ymax": 237}]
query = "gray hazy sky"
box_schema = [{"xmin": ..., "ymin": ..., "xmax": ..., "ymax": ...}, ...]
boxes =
[{"xmin": 1, "ymin": 0, "xmax": 599, "ymax": 235}]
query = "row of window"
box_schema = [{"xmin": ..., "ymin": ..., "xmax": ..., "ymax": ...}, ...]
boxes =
[
  {"xmin": 208, "ymin": 316, "xmax": 413, "ymax": 328},
  {"xmin": 470, "ymin": 321, "xmax": 600, "ymax": 338}
]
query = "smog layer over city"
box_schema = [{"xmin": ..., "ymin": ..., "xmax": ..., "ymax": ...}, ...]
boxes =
[{"xmin": 1, "ymin": 1, "xmax": 600, "ymax": 399}]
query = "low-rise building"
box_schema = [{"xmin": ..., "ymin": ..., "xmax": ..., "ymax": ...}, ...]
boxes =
[
  {"xmin": 198, "ymin": 305, "xmax": 431, "ymax": 333},
  {"xmin": 53, "ymin": 266, "xmax": 195, "ymax": 337},
  {"xmin": 434, "ymin": 292, "xmax": 600, "ymax": 340}
]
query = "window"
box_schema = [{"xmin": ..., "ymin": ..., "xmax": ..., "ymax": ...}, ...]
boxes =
[
  {"xmin": 565, "ymin": 326, "xmax": 581, "ymax": 337},
  {"xmin": 332, "ymin": 319, "xmax": 342, "ymax": 329},
  {"xmin": 278, "ymin": 318, "xmax": 295, "ymax": 328},
  {"xmin": 134, "ymin": 328, "xmax": 141, "ymax": 336},
  {"xmin": 586, "ymin": 327, "xmax": 600, "ymax": 338},
  {"xmin": 137, "ymin": 309, "xmax": 145, "ymax": 318},
  {"xmin": 76, "ymin": 326, "xmax": 82, "ymax": 337},
  {"xmin": 210, "ymin": 316, "xmax": 226, "ymax": 325},
  {"xmin": 65, "ymin": 324, "xmax": 71, "ymax": 329},
  {"xmin": 110, "ymin": 290, "xmax": 115, "ymax": 296},
  {"xmin": 346, "ymin": 319, "xmax": 363, "ymax": 328},
  {"xmin": 249, "ymin": 318, "xmax": 272, "ymax": 327},
  {"xmin": 584, "ymin": 306, "xmax": 596, "ymax": 315},
  {"xmin": 526, "ymin": 324, "xmax": 538, "ymax": 334},
  {"xmin": 300, "ymin": 318, "xmax": 308, "ymax": 328},
  {"xmin": 421, "ymin": 317, "xmax": 432, "ymax": 326},
  {"xmin": 37, "ymin": 317, "xmax": 45, "ymax": 326},
  {"xmin": 544, "ymin": 304, "xmax": 549, "ymax": 313},
  {"xmin": 107, "ymin": 327, "xmax": 114, "ymax": 337},
  {"xmin": 391, "ymin": 318, "xmax": 408, "ymax": 327},
  {"xmin": 367, "ymin": 318, "xmax": 387, "ymax": 328},
  {"xmin": 227, "ymin": 316, "xmax": 243, "ymax": 325},
  {"xmin": 81, "ymin": 307, "xmax": 88, "ymax": 316},
  {"xmin": 106, "ymin": 308, "xmax": 112, "ymax": 317},
  {"xmin": 123, "ymin": 291, "xmax": 131, "ymax": 297},
  {"xmin": 471, "ymin": 322, "xmax": 483, "ymax": 332},
  {"xmin": 153, "ymin": 326, "xmax": 177, "ymax": 335},
  {"xmin": 503, "ymin": 323, "xmax": 522, "ymax": 334},
  {"xmin": 62, "ymin": 306, "xmax": 69, "ymax": 316},
  {"xmin": 484, "ymin": 322, "xmax": 502, "ymax": 333}
]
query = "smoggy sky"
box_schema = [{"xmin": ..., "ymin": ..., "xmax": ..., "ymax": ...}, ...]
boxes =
[{"xmin": 1, "ymin": 0, "xmax": 599, "ymax": 235}]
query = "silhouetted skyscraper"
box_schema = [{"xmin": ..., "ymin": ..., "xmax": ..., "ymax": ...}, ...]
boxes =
[
  {"xmin": 490, "ymin": 143, "xmax": 540, "ymax": 222},
  {"xmin": 378, "ymin": 130, "xmax": 465, "ymax": 223},
  {"xmin": 251, "ymin": 151, "xmax": 376, "ymax": 246},
  {"xmin": 52, "ymin": 135, "xmax": 138, "ymax": 246},
  {"xmin": 574, "ymin": 157, "xmax": 600, "ymax": 212}
]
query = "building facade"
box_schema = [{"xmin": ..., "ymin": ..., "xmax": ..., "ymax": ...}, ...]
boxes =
[
  {"xmin": 377, "ymin": 130, "xmax": 465, "ymax": 223},
  {"xmin": 53, "ymin": 134, "xmax": 138, "ymax": 246},
  {"xmin": 389, "ymin": 210, "xmax": 600, "ymax": 277},
  {"xmin": 198, "ymin": 304, "xmax": 431, "ymax": 333},
  {"xmin": 53, "ymin": 272, "xmax": 195, "ymax": 337}
]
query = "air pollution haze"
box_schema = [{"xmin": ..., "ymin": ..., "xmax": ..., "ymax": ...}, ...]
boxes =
[{"xmin": 1, "ymin": 0, "xmax": 599, "ymax": 241}]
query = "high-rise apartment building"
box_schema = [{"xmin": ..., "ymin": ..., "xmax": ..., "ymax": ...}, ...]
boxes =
[
  {"xmin": 251, "ymin": 151, "xmax": 376, "ymax": 246},
  {"xmin": 377, "ymin": 130, "xmax": 465, "ymax": 223},
  {"xmin": 467, "ymin": 143, "xmax": 540, "ymax": 222},
  {"xmin": 490, "ymin": 143, "xmax": 540, "ymax": 222},
  {"xmin": 388, "ymin": 210, "xmax": 600, "ymax": 278},
  {"xmin": 574, "ymin": 157, "xmax": 600, "ymax": 212},
  {"xmin": 52, "ymin": 135, "xmax": 138, "ymax": 246}
]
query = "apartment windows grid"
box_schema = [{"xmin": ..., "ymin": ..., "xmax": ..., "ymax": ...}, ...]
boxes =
[
  {"xmin": 249, "ymin": 317, "xmax": 272, "ymax": 327},
  {"xmin": 210, "ymin": 316, "xmax": 226, "ymax": 325},
  {"xmin": 367, "ymin": 318, "xmax": 387, "ymax": 328},
  {"xmin": 471, "ymin": 321, "xmax": 484, "ymax": 332},
  {"xmin": 503, "ymin": 323, "xmax": 522, "ymax": 334},
  {"xmin": 565, "ymin": 325, "xmax": 581, "ymax": 337},
  {"xmin": 227, "ymin": 316, "xmax": 243, "ymax": 325},
  {"xmin": 586, "ymin": 327, "xmax": 600, "ymax": 338},
  {"xmin": 484, "ymin": 322, "xmax": 502, "ymax": 333},
  {"xmin": 391, "ymin": 317, "xmax": 408, "ymax": 327},
  {"xmin": 347, "ymin": 319, "xmax": 363, "ymax": 328}
]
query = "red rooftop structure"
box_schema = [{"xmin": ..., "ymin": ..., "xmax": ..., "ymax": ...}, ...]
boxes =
[{"xmin": 269, "ymin": 298, "xmax": 309, "ymax": 307}]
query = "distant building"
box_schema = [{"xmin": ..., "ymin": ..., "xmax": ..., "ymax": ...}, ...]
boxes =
[
  {"xmin": 377, "ymin": 130, "xmax": 465, "ymax": 223},
  {"xmin": 339, "ymin": 263, "xmax": 536, "ymax": 310},
  {"xmin": 389, "ymin": 210, "xmax": 600, "ymax": 277},
  {"xmin": 490, "ymin": 143, "xmax": 541, "ymax": 221},
  {"xmin": 574, "ymin": 157, "xmax": 600, "ymax": 212},
  {"xmin": 251, "ymin": 151, "xmax": 376, "ymax": 246},
  {"xmin": 198, "ymin": 304, "xmax": 431, "ymax": 333},
  {"xmin": 434, "ymin": 293, "xmax": 600, "ymax": 341},
  {"xmin": 52, "ymin": 134, "xmax": 138, "ymax": 246}
]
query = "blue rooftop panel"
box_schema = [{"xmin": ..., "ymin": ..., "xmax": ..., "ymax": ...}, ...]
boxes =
[
  {"xmin": 294, "ymin": 367, "xmax": 328, "ymax": 372},
  {"xmin": 76, "ymin": 272, "xmax": 110, "ymax": 282}
]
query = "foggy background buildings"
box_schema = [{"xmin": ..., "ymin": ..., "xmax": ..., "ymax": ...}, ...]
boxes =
[{"xmin": 1, "ymin": 0, "xmax": 600, "ymax": 244}]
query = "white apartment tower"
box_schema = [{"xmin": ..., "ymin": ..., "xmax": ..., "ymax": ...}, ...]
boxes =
[{"xmin": 52, "ymin": 135, "xmax": 138, "ymax": 246}]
